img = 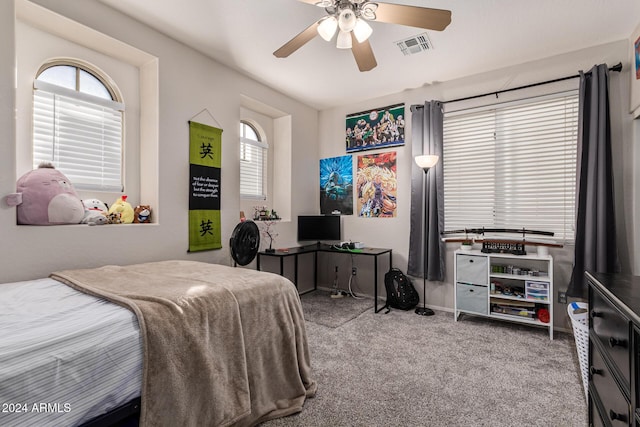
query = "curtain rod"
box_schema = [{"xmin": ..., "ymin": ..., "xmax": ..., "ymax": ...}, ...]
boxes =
[{"xmin": 414, "ymin": 62, "xmax": 622, "ymax": 106}]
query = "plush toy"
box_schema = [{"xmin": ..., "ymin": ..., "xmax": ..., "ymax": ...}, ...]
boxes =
[
  {"xmin": 81, "ymin": 198, "xmax": 109, "ymax": 226},
  {"xmin": 106, "ymin": 212, "xmax": 123, "ymax": 224},
  {"xmin": 108, "ymin": 195, "xmax": 134, "ymax": 224},
  {"xmin": 83, "ymin": 198, "xmax": 109, "ymax": 212},
  {"xmin": 133, "ymin": 205, "xmax": 152, "ymax": 223},
  {"xmin": 5, "ymin": 163, "xmax": 84, "ymax": 225}
]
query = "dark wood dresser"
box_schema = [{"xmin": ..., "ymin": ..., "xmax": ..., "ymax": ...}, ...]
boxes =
[{"xmin": 587, "ymin": 271, "xmax": 640, "ymax": 426}]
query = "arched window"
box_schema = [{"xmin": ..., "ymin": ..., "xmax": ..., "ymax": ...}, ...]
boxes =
[
  {"xmin": 33, "ymin": 61, "xmax": 124, "ymax": 191},
  {"xmin": 240, "ymin": 120, "xmax": 268, "ymax": 199}
]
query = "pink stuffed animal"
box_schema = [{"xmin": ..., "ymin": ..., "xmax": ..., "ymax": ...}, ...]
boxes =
[{"xmin": 5, "ymin": 163, "xmax": 84, "ymax": 225}]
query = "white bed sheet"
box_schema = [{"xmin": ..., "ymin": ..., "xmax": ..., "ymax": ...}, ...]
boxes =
[{"xmin": 0, "ymin": 277, "xmax": 142, "ymax": 427}]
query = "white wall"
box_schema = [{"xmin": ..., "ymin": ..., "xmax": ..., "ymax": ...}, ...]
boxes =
[
  {"xmin": 317, "ymin": 40, "xmax": 637, "ymax": 330},
  {"xmin": 1, "ymin": 1, "xmax": 637, "ymax": 333},
  {"xmin": 634, "ymin": 118, "xmax": 640, "ymax": 274},
  {"xmin": 0, "ymin": 0, "xmax": 318, "ymax": 283},
  {"xmin": 629, "ymin": 22, "xmax": 640, "ymax": 275}
]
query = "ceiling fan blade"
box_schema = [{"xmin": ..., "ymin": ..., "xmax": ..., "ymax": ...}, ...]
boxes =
[
  {"xmin": 295, "ymin": 0, "xmax": 324, "ymax": 4},
  {"xmin": 371, "ymin": 3, "xmax": 451, "ymax": 31},
  {"xmin": 273, "ymin": 21, "xmax": 321, "ymax": 58},
  {"xmin": 350, "ymin": 32, "xmax": 377, "ymax": 72}
]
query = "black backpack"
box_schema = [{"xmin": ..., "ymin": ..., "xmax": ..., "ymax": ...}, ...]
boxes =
[{"xmin": 383, "ymin": 268, "xmax": 419, "ymax": 313}]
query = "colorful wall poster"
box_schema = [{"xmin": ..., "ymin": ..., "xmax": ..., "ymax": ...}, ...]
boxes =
[
  {"xmin": 320, "ymin": 155, "xmax": 353, "ymax": 215},
  {"xmin": 635, "ymin": 34, "xmax": 640, "ymax": 80},
  {"xmin": 346, "ymin": 103, "xmax": 405, "ymax": 153},
  {"xmin": 631, "ymin": 22, "xmax": 640, "ymax": 114},
  {"xmin": 356, "ymin": 151, "xmax": 397, "ymax": 218},
  {"xmin": 188, "ymin": 121, "xmax": 222, "ymax": 252}
]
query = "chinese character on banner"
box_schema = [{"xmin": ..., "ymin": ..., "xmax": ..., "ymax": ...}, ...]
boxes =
[{"xmin": 188, "ymin": 121, "xmax": 222, "ymax": 252}]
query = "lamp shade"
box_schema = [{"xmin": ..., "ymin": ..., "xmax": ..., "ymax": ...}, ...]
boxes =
[
  {"xmin": 353, "ymin": 18, "xmax": 373, "ymax": 43},
  {"xmin": 414, "ymin": 154, "xmax": 439, "ymax": 170},
  {"xmin": 317, "ymin": 16, "xmax": 338, "ymax": 41},
  {"xmin": 336, "ymin": 29, "xmax": 352, "ymax": 49},
  {"xmin": 338, "ymin": 8, "xmax": 357, "ymax": 32}
]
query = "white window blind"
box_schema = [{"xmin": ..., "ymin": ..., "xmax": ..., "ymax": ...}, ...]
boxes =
[
  {"xmin": 33, "ymin": 80, "xmax": 124, "ymax": 192},
  {"xmin": 240, "ymin": 123, "xmax": 267, "ymax": 199},
  {"xmin": 442, "ymin": 91, "xmax": 578, "ymax": 241}
]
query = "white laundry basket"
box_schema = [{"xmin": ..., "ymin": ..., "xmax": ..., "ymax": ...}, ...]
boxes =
[{"xmin": 568, "ymin": 301, "xmax": 589, "ymax": 401}]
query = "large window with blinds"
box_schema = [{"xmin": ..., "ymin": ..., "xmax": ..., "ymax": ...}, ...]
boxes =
[
  {"xmin": 240, "ymin": 121, "xmax": 268, "ymax": 199},
  {"xmin": 442, "ymin": 91, "xmax": 579, "ymax": 241},
  {"xmin": 33, "ymin": 63, "xmax": 124, "ymax": 192}
]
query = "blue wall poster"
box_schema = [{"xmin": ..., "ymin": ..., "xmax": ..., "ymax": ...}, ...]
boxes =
[{"xmin": 320, "ymin": 155, "xmax": 353, "ymax": 215}]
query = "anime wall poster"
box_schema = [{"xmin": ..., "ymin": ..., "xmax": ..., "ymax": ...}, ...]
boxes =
[
  {"xmin": 345, "ymin": 103, "xmax": 405, "ymax": 153},
  {"xmin": 320, "ymin": 155, "xmax": 353, "ymax": 215},
  {"xmin": 356, "ymin": 151, "xmax": 397, "ymax": 218}
]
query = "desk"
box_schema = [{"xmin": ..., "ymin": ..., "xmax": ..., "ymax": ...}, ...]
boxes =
[{"xmin": 257, "ymin": 244, "xmax": 392, "ymax": 313}]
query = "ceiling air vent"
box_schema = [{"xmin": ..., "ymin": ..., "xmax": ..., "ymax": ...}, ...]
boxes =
[{"xmin": 396, "ymin": 32, "xmax": 433, "ymax": 56}]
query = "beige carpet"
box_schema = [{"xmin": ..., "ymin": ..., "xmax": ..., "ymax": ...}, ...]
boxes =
[
  {"xmin": 263, "ymin": 296, "xmax": 587, "ymax": 426},
  {"xmin": 300, "ymin": 290, "xmax": 373, "ymax": 328}
]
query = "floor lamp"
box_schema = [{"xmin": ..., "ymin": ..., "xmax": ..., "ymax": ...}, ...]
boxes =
[{"xmin": 414, "ymin": 154, "xmax": 439, "ymax": 316}]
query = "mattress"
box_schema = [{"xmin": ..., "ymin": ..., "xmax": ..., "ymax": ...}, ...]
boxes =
[{"xmin": 0, "ymin": 278, "xmax": 142, "ymax": 427}]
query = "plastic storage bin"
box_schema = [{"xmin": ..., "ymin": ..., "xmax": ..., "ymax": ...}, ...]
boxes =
[
  {"xmin": 525, "ymin": 280, "xmax": 549, "ymax": 301},
  {"xmin": 567, "ymin": 301, "xmax": 589, "ymax": 401}
]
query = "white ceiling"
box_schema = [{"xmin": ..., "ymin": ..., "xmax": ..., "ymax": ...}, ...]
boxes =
[{"xmin": 98, "ymin": 0, "xmax": 640, "ymax": 110}]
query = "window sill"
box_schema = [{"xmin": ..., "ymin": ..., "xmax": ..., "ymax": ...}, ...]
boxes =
[{"xmin": 16, "ymin": 222, "xmax": 158, "ymax": 227}]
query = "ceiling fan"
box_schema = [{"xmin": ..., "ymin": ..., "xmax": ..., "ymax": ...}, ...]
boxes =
[{"xmin": 273, "ymin": 0, "xmax": 452, "ymax": 72}]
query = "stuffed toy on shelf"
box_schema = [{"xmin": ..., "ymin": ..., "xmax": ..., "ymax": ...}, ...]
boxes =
[
  {"xmin": 108, "ymin": 195, "xmax": 134, "ymax": 224},
  {"xmin": 81, "ymin": 198, "xmax": 109, "ymax": 226},
  {"xmin": 106, "ymin": 212, "xmax": 123, "ymax": 224},
  {"xmin": 5, "ymin": 163, "xmax": 84, "ymax": 225},
  {"xmin": 133, "ymin": 205, "xmax": 152, "ymax": 223}
]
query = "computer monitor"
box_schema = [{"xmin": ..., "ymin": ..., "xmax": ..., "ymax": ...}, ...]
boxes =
[{"xmin": 297, "ymin": 215, "xmax": 341, "ymax": 243}]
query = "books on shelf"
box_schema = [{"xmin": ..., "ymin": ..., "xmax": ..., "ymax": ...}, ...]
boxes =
[
  {"xmin": 491, "ymin": 299, "xmax": 535, "ymax": 308},
  {"xmin": 491, "ymin": 299, "xmax": 537, "ymax": 319},
  {"xmin": 491, "ymin": 305, "xmax": 536, "ymax": 319}
]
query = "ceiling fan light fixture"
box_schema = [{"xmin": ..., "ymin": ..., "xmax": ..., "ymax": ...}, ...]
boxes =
[
  {"xmin": 338, "ymin": 8, "xmax": 357, "ymax": 32},
  {"xmin": 360, "ymin": 2, "xmax": 378, "ymax": 20},
  {"xmin": 353, "ymin": 18, "xmax": 373, "ymax": 42},
  {"xmin": 317, "ymin": 16, "xmax": 338, "ymax": 41},
  {"xmin": 336, "ymin": 29, "xmax": 352, "ymax": 49},
  {"xmin": 273, "ymin": 0, "xmax": 451, "ymax": 73}
]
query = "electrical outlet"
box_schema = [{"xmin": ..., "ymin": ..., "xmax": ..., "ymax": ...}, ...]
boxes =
[
  {"xmin": 558, "ymin": 291, "xmax": 567, "ymax": 304},
  {"xmin": 351, "ymin": 267, "xmax": 357, "ymax": 275}
]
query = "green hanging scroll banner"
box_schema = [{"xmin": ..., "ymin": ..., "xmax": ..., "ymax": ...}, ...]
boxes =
[{"xmin": 188, "ymin": 121, "xmax": 223, "ymax": 252}]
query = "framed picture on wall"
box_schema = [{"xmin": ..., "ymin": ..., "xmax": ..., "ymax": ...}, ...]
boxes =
[
  {"xmin": 631, "ymin": 21, "xmax": 640, "ymax": 117},
  {"xmin": 319, "ymin": 155, "xmax": 353, "ymax": 215},
  {"xmin": 356, "ymin": 151, "xmax": 397, "ymax": 218},
  {"xmin": 345, "ymin": 104, "xmax": 405, "ymax": 153}
]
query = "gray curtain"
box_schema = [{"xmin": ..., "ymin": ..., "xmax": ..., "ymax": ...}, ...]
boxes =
[
  {"xmin": 567, "ymin": 64, "xmax": 620, "ymax": 299},
  {"xmin": 408, "ymin": 101, "xmax": 445, "ymax": 281}
]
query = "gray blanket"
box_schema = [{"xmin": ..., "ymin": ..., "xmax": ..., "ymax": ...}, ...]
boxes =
[{"xmin": 51, "ymin": 260, "xmax": 316, "ymax": 427}]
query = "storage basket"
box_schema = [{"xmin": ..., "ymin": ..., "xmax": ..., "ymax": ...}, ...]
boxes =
[{"xmin": 567, "ymin": 301, "xmax": 589, "ymax": 401}]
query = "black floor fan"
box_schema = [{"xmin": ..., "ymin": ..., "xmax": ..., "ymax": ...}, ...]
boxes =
[{"xmin": 230, "ymin": 220, "xmax": 260, "ymax": 266}]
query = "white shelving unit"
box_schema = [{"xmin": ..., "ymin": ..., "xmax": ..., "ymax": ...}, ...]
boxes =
[{"xmin": 453, "ymin": 249, "xmax": 554, "ymax": 340}]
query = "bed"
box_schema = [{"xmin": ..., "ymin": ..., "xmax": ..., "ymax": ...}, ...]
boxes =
[{"xmin": 0, "ymin": 260, "xmax": 316, "ymax": 427}]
